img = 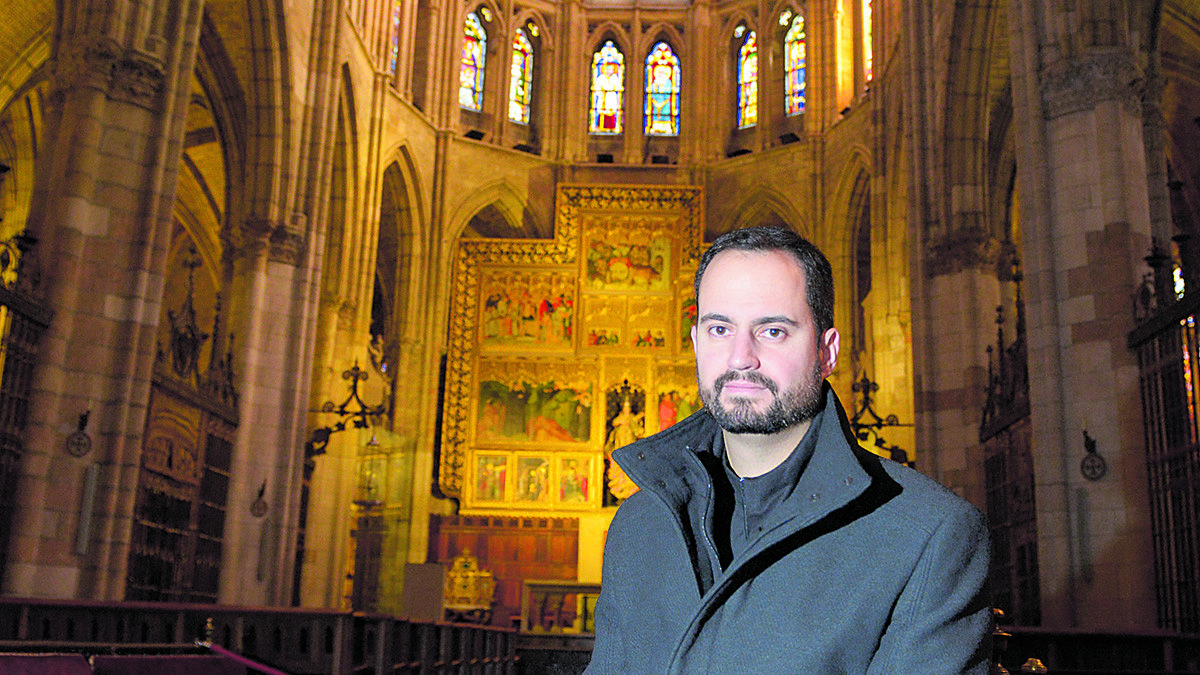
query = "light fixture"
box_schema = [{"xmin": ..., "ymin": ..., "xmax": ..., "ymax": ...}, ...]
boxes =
[
  {"xmin": 849, "ymin": 373, "xmax": 913, "ymax": 466},
  {"xmin": 304, "ymin": 362, "xmax": 387, "ymax": 457}
]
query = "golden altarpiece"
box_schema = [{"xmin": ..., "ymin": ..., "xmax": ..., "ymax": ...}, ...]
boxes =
[{"xmin": 439, "ymin": 185, "xmax": 706, "ymax": 517}]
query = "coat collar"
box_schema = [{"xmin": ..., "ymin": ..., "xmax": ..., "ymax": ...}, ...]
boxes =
[{"xmin": 614, "ymin": 383, "xmax": 882, "ymax": 540}]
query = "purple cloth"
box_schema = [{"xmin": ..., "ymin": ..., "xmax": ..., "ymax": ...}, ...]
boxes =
[
  {"xmin": 89, "ymin": 655, "xmax": 246, "ymax": 675},
  {"xmin": 0, "ymin": 654, "xmax": 92, "ymax": 675}
]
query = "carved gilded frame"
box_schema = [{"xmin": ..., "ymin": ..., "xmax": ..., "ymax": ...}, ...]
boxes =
[{"xmin": 440, "ymin": 184, "xmax": 705, "ymax": 511}]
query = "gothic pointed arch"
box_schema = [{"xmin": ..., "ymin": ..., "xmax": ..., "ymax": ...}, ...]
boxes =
[
  {"xmin": 0, "ymin": 71, "xmax": 48, "ymax": 242},
  {"xmin": 316, "ymin": 80, "xmax": 360, "ymax": 303},
  {"xmin": 458, "ymin": 7, "xmax": 491, "ymax": 112},
  {"xmin": 448, "ymin": 180, "xmax": 543, "ymax": 242},
  {"xmin": 721, "ymin": 13, "xmax": 759, "ymax": 153},
  {"xmin": 940, "ymin": 0, "xmax": 1005, "ymax": 253},
  {"xmin": 822, "ymin": 151, "xmax": 872, "ymax": 357},
  {"xmin": 847, "ymin": 169, "xmax": 871, "ymax": 359},
  {"xmin": 728, "ymin": 187, "xmax": 804, "ymax": 234},
  {"xmin": 211, "ymin": 0, "xmax": 296, "ymax": 242}
]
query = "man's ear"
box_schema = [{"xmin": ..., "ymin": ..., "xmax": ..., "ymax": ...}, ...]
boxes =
[{"xmin": 820, "ymin": 328, "xmax": 840, "ymax": 377}]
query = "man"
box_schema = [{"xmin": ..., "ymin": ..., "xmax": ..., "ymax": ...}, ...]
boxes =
[{"xmin": 586, "ymin": 226, "xmax": 991, "ymax": 673}]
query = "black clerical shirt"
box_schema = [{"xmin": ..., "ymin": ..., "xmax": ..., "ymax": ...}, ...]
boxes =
[{"xmin": 708, "ymin": 408, "xmax": 825, "ymax": 570}]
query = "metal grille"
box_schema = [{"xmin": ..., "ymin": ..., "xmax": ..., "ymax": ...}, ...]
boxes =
[
  {"xmin": 1134, "ymin": 314, "xmax": 1200, "ymax": 633},
  {"xmin": 0, "ymin": 286, "xmax": 51, "ymax": 584},
  {"xmin": 983, "ymin": 418, "xmax": 1041, "ymax": 625}
]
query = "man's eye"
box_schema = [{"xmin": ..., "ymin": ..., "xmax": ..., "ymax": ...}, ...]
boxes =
[
  {"xmin": 709, "ymin": 325, "xmax": 729, "ymax": 336},
  {"xmin": 763, "ymin": 327, "xmax": 786, "ymax": 339}
]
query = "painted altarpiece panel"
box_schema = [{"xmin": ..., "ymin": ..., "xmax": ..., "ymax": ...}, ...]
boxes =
[
  {"xmin": 514, "ymin": 455, "xmax": 551, "ymax": 504},
  {"xmin": 479, "ymin": 268, "xmax": 575, "ymax": 351},
  {"xmin": 442, "ymin": 185, "xmax": 704, "ymax": 514}
]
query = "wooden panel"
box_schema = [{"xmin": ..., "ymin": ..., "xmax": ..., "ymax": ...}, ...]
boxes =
[{"xmin": 430, "ymin": 515, "xmax": 579, "ymax": 626}]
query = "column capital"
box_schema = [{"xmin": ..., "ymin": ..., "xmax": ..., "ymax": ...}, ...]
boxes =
[
  {"xmin": 925, "ymin": 229, "xmax": 1002, "ymax": 278},
  {"xmin": 109, "ymin": 52, "xmax": 166, "ymax": 109},
  {"xmin": 1041, "ymin": 49, "xmax": 1141, "ymax": 120},
  {"xmin": 50, "ymin": 37, "xmax": 165, "ymax": 110},
  {"xmin": 269, "ymin": 214, "xmax": 307, "ymax": 266},
  {"xmin": 51, "ymin": 37, "xmax": 121, "ymax": 96},
  {"xmin": 234, "ymin": 215, "xmax": 307, "ymax": 266}
]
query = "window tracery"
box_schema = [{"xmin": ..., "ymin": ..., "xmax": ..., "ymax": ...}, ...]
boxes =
[
  {"xmin": 785, "ymin": 15, "xmax": 807, "ymax": 116},
  {"xmin": 737, "ymin": 30, "xmax": 757, "ymax": 128},
  {"xmin": 509, "ymin": 28, "xmax": 533, "ymax": 123},
  {"xmin": 644, "ymin": 42, "xmax": 680, "ymax": 136},
  {"xmin": 459, "ymin": 12, "xmax": 487, "ymax": 110},
  {"xmin": 590, "ymin": 40, "xmax": 625, "ymax": 134},
  {"xmin": 390, "ymin": 1, "xmax": 401, "ymax": 75}
]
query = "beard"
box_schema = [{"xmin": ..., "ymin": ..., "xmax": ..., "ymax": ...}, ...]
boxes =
[{"xmin": 700, "ymin": 364, "xmax": 825, "ymax": 434}]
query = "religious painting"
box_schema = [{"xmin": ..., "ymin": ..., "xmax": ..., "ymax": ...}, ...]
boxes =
[
  {"xmin": 581, "ymin": 215, "xmax": 673, "ymax": 292},
  {"xmin": 475, "ymin": 360, "xmax": 593, "ymax": 445},
  {"xmin": 581, "ymin": 295, "xmax": 626, "ymax": 349},
  {"xmin": 603, "ymin": 382, "xmax": 645, "ymax": 505},
  {"xmin": 474, "ymin": 454, "xmax": 508, "ymax": 502},
  {"xmin": 627, "ymin": 297, "xmax": 672, "ymax": 350},
  {"xmin": 559, "ymin": 456, "xmax": 593, "ymax": 504},
  {"xmin": 655, "ymin": 363, "xmax": 702, "ymax": 432},
  {"xmin": 479, "ymin": 268, "xmax": 575, "ymax": 350},
  {"xmin": 514, "ymin": 456, "xmax": 551, "ymax": 503},
  {"xmin": 656, "ymin": 390, "xmax": 701, "ymax": 432},
  {"xmin": 680, "ymin": 293, "xmax": 697, "ymax": 350}
]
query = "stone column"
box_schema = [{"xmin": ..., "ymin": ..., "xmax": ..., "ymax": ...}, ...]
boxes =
[
  {"xmin": 4, "ymin": 0, "xmax": 205, "ymax": 599},
  {"xmin": 216, "ymin": 0, "xmax": 343, "ymax": 606},
  {"xmin": 1010, "ymin": 9, "xmax": 1157, "ymax": 625},
  {"xmin": 219, "ymin": 216, "xmax": 324, "ymax": 606}
]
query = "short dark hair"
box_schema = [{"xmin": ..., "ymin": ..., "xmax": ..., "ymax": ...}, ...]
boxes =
[{"xmin": 693, "ymin": 225, "xmax": 835, "ymax": 335}]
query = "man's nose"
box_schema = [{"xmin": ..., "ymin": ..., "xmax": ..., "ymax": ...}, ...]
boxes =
[{"xmin": 728, "ymin": 333, "xmax": 759, "ymax": 370}]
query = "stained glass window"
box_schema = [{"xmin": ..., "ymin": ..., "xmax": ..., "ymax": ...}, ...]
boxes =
[
  {"xmin": 785, "ymin": 16, "xmax": 806, "ymax": 116},
  {"xmin": 590, "ymin": 40, "xmax": 625, "ymax": 134},
  {"xmin": 863, "ymin": 0, "xmax": 873, "ymax": 83},
  {"xmin": 737, "ymin": 31, "xmax": 758, "ymax": 128},
  {"xmin": 644, "ymin": 42, "xmax": 680, "ymax": 136},
  {"xmin": 458, "ymin": 12, "xmax": 486, "ymax": 111},
  {"xmin": 509, "ymin": 28, "xmax": 533, "ymax": 123},
  {"xmin": 389, "ymin": 1, "xmax": 402, "ymax": 75}
]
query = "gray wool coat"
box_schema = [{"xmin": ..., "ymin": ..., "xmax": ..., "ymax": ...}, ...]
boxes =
[{"xmin": 585, "ymin": 385, "xmax": 992, "ymax": 674}]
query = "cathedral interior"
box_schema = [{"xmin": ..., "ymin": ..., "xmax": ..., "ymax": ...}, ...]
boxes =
[{"xmin": 1, "ymin": 0, "xmax": 1200, "ymax": 665}]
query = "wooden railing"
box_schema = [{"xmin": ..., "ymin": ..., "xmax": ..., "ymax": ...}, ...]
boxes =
[
  {"xmin": 518, "ymin": 581, "xmax": 600, "ymax": 635},
  {"xmin": 998, "ymin": 625, "xmax": 1200, "ymax": 674},
  {"xmin": 5, "ymin": 595, "xmax": 1200, "ymax": 674},
  {"xmin": 0, "ymin": 597, "xmax": 518, "ymax": 674}
]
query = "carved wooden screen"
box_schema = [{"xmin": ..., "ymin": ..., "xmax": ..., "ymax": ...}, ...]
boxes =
[
  {"xmin": 440, "ymin": 185, "xmax": 704, "ymax": 513},
  {"xmin": 982, "ymin": 419, "xmax": 1040, "ymax": 625},
  {"xmin": 127, "ymin": 381, "xmax": 236, "ymax": 602},
  {"xmin": 980, "ymin": 288, "xmax": 1040, "ymax": 625},
  {"xmin": 126, "ymin": 250, "xmax": 238, "ymax": 602}
]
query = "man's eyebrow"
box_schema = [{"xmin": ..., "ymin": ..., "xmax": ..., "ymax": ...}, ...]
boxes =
[
  {"xmin": 697, "ymin": 313, "xmax": 800, "ymax": 327},
  {"xmin": 751, "ymin": 315, "xmax": 800, "ymax": 327}
]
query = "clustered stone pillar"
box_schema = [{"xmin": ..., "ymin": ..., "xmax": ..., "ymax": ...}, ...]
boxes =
[
  {"xmin": 1008, "ymin": 0, "xmax": 1158, "ymax": 629},
  {"xmin": 5, "ymin": 0, "xmax": 206, "ymax": 598}
]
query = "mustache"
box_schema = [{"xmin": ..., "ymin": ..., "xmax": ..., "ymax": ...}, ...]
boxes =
[{"xmin": 714, "ymin": 371, "xmax": 778, "ymax": 395}]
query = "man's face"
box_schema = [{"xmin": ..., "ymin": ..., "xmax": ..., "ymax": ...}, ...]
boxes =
[{"xmin": 691, "ymin": 249, "xmax": 839, "ymax": 434}]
